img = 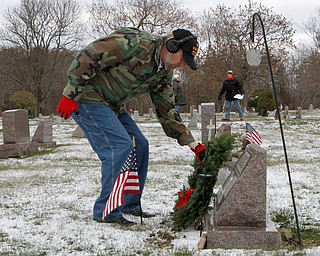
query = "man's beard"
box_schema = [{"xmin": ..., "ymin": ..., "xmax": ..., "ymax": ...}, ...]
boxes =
[{"xmin": 163, "ymin": 55, "xmax": 175, "ymax": 70}]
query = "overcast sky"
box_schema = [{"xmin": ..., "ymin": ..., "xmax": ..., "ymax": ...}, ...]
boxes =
[{"xmin": 0, "ymin": 0, "xmax": 318, "ymax": 44}]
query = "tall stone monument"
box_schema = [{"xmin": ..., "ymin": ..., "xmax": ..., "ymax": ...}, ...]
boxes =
[{"xmin": 204, "ymin": 144, "xmax": 282, "ymax": 250}]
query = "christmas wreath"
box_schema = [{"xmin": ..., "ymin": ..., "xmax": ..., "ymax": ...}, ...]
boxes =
[{"xmin": 172, "ymin": 135, "xmax": 235, "ymax": 230}]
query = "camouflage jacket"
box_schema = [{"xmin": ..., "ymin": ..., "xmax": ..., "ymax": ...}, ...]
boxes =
[{"xmin": 62, "ymin": 27, "xmax": 194, "ymax": 145}]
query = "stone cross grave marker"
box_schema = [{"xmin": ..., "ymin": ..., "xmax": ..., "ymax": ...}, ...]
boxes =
[
  {"xmin": 206, "ymin": 119, "xmax": 215, "ymax": 141},
  {"xmin": 0, "ymin": 109, "xmax": 38, "ymax": 158},
  {"xmin": 204, "ymin": 144, "xmax": 282, "ymax": 250},
  {"xmin": 201, "ymin": 103, "xmax": 215, "ymax": 144}
]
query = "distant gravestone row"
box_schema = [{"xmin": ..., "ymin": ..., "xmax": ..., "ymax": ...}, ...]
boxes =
[
  {"xmin": 268, "ymin": 105, "xmax": 316, "ymax": 120},
  {"xmin": 0, "ymin": 109, "xmax": 56, "ymax": 158}
]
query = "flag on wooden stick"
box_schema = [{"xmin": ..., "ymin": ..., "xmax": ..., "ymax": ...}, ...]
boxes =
[{"xmin": 102, "ymin": 138, "xmax": 140, "ymax": 220}]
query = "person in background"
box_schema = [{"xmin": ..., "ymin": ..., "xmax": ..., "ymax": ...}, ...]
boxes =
[
  {"xmin": 218, "ymin": 70, "xmax": 245, "ymax": 121},
  {"xmin": 173, "ymin": 76, "xmax": 188, "ymax": 113},
  {"xmin": 56, "ymin": 27, "xmax": 207, "ymax": 226}
]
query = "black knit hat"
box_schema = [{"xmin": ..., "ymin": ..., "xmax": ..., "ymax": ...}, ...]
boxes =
[{"xmin": 172, "ymin": 29, "xmax": 199, "ymax": 70}]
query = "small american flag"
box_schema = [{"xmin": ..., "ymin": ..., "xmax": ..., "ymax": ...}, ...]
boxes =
[
  {"xmin": 246, "ymin": 122, "xmax": 262, "ymax": 145},
  {"xmin": 124, "ymin": 148, "xmax": 140, "ymax": 194},
  {"xmin": 102, "ymin": 146, "xmax": 140, "ymax": 219}
]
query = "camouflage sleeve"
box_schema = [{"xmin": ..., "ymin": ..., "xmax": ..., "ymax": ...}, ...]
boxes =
[
  {"xmin": 150, "ymin": 82, "xmax": 195, "ymax": 146},
  {"xmin": 63, "ymin": 32, "xmax": 141, "ymax": 100}
]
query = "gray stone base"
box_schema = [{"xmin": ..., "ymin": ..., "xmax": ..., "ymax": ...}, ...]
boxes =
[
  {"xmin": 0, "ymin": 142, "xmax": 38, "ymax": 158},
  {"xmin": 204, "ymin": 215, "xmax": 282, "ymax": 250},
  {"xmin": 38, "ymin": 142, "xmax": 57, "ymax": 149}
]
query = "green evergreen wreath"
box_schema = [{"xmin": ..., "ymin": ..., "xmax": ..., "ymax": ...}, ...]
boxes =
[{"xmin": 172, "ymin": 135, "xmax": 235, "ymax": 230}]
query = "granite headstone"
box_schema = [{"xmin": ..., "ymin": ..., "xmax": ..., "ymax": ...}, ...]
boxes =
[{"xmin": 204, "ymin": 144, "xmax": 282, "ymax": 250}]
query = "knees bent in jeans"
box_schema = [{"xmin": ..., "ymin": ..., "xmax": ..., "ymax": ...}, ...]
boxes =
[{"xmin": 135, "ymin": 135, "xmax": 149, "ymax": 154}]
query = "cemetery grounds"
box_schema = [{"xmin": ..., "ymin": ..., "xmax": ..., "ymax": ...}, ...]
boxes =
[{"xmin": 0, "ymin": 110, "xmax": 319, "ymax": 255}]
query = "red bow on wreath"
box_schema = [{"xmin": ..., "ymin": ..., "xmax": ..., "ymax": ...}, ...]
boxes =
[{"xmin": 176, "ymin": 189, "xmax": 194, "ymax": 208}]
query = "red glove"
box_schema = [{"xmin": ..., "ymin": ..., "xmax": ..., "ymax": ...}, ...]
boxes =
[
  {"xmin": 192, "ymin": 143, "xmax": 207, "ymax": 164},
  {"xmin": 57, "ymin": 96, "xmax": 78, "ymax": 120}
]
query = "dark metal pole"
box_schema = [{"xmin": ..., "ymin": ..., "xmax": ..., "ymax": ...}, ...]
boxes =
[
  {"xmin": 215, "ymin": 114, "xmax": 217, "ymax": 137},
  {"xmin": 250, "ymin": 12, "xmax": 303, "ymax": 249},
  {"xmin": 138, "ymin": 195, "xmax": 143, "ymax": 224}
]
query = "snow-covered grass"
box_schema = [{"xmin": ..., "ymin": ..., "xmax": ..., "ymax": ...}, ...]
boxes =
[{"xmin": 0, "ymin": 110, "xmax": 319, "ymax": 256}]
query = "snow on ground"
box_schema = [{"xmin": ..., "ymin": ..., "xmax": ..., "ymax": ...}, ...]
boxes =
[{"xmin": 0, "ymin": 110, "xmax": 319, "ymax": 255}]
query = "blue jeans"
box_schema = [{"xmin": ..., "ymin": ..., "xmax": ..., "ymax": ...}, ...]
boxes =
[
  {"xmin": 225, "ymin": 99, "xmax": 243, "ymax": 118},
  {"xmin": 72, "ymin": 104, "xmax": 149, "ymax": 221}
]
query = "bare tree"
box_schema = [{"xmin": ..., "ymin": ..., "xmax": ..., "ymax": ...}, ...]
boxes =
[
  {"xmin": 185, "ymin": 0, "xmax": 295, "ymax": 109},
  {"xmin": 0, "ymin": 0, "xmax": 84, "ymax": 114},
  {"xmin": 304, "ymin": 7, "xmax": 320, "ymax": 51},
  {"xmin": 88, "ymin": 0, "xmax": 197, "ymax": 36},
  {"xmin": 285, "ymin": 8, "xmax": 320, "ymax": 109}
]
